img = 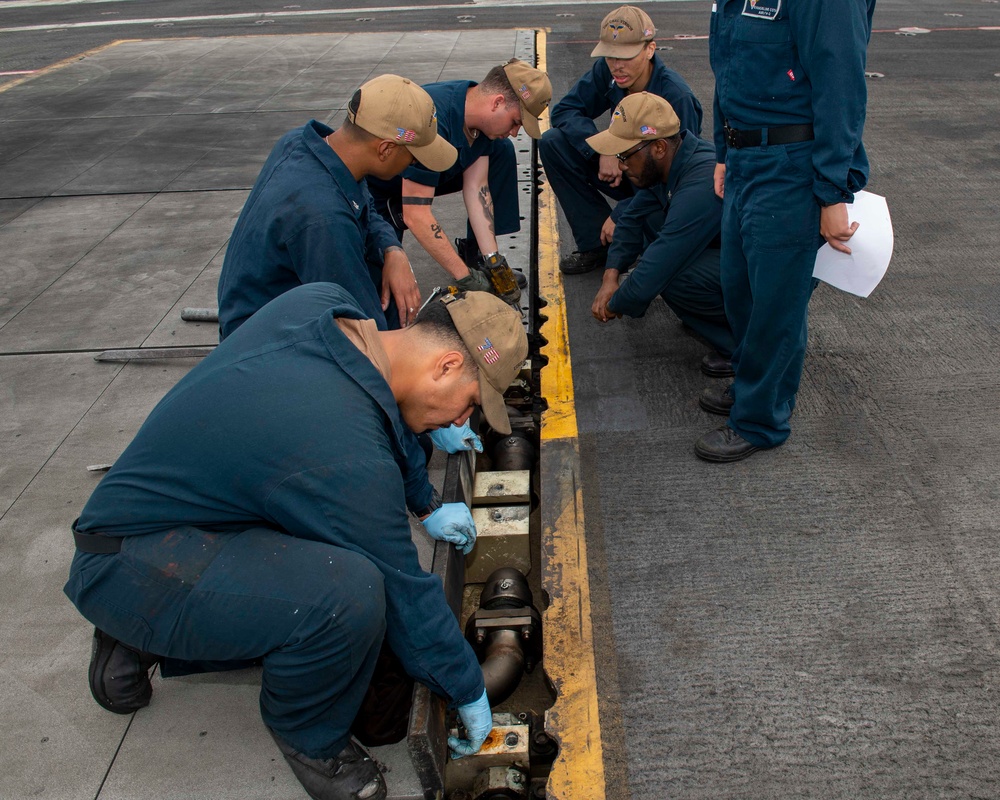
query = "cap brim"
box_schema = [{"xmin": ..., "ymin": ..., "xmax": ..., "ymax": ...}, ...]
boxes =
[
  {"xmin": 586, "ymin": 128, "xmax": 642, "ymax": 156},
  {"xmin": 478, "ymin": 374, "xmax": 511, "ymax": 435},
  {"xmin": 590, "ymin": 41, "xmax": 645, "ymax": 59},
  {"xmin": 407, "ymin": 136, "xmax": 458, "ymax": 173},
  {"xmin": 521, "ymin": 106, "xmax": 542, "ymax": 140}
]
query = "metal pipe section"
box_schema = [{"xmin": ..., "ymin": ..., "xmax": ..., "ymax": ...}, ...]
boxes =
[
  {"xmin": 479, "ymin": 629, "xmax": 527, "ymax": 706},
  {"xmin": 466, "ymin": 568, "xmax": 542, "ymax": 706}
]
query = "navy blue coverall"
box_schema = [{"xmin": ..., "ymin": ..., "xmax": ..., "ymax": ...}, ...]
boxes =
[
  {"xmin": 367, "ymin": 80, "xmax": 520, "ymax": 245},
  {"xmin": 607, "ymin": 133, "xmax": 734, "ymax": 357},
  {"xmin": 65, "ymin": 284, "xmax": 485, "ymax": 760},
  {"xmin": 539, "ymin": 55, "xmax": 703, "ymax": 253},
  {"xmin": 216, "ymin": 119, "xmax": 435, "ymax": 516},
  {"xmin": 217, "ymin": 119, "xmax": 401, "ymax": 336},
  {"xmin": 710, "ymin": 0, "xmax": 875, "ymax": 447}
]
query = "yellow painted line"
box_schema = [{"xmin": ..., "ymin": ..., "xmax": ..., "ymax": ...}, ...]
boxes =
[
  {"xmin": 541, "ymin": 447, "xmax": 607, "ymax": 800},
  {"xmin": 535, "ymin": 28, "xmax": 608, "ymax": 800},
  {"xmin": 535, "ymin": 37, "xmax": 579, "ymax": 444},
  {"xmin": 0, "ymin": 39, "xmax": 138, "ymax": 93}
]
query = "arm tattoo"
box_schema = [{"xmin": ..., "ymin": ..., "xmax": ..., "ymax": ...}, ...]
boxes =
[
  {"xmin": 431, "ymin": 223, "xmax": 444, "ymax": 240},
  {"xmin": 401, "ymin": 196, "xmax": 434, "ymax": 205},
  {"xmin": 478, "ymin": 186, "xmax": 495, "ymax": 235}
]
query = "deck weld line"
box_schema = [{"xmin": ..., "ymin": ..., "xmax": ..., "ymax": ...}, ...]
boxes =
[
  {"xmin": 0, "ymin": 39, "xmax": 138, "ymax": 93},
  {"xmin": 534, "ymin": 28, "xmax": 608, "ymax": 800}
]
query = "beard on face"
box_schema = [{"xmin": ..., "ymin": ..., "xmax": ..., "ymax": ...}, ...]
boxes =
[{"xmin": 625, "ymin": 150, "xmax": 660, "ymax": 190}]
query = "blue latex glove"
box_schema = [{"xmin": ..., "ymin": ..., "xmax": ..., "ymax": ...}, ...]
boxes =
[
  {"xmin": 428, "ymin": 422, "xmax": 484, "ymax": 454},
  {"xmin": 422, "ymin": 503, "xmax": 477, "ymax": 555},
  {"xmin": 448, "ymin": 689, "xmax": 493, "ymax": 758}
]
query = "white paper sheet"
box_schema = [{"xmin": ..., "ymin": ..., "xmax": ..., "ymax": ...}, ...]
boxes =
[{"xmin": 813, "ymin": 191, "xmax": 893, "ymax": 298}]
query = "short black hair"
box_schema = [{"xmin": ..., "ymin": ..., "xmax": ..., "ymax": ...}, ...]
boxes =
[
  {"xmin": 413, "ymin": 293, "xmax": 478, "ymax": 376},
  {"xmin": 340, "ymin": 115, "xmax": 379, "ymax": 142}
]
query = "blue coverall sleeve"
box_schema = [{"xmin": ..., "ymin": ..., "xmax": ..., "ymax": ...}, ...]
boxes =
[
  {"xmin": 661, "ymin": 85, "xmax": 703, "ymax": 140},
  {"xmin": 609, "ymin": 180, "xmax": 723, "ymax": 318},
  {"xmin": 606, "ymin": 189, "xmax": 661, "ymax": 272},
  {"xmin": 401, "ymin": 429, "xmax": 435, "ymax": 513},
  {"xmin": 264, "ymin": 454, "xmax": 486, "ymax": 707},
  {"xmin": 401, "ymin": 161, "xmax": 442, "ymax": 188},
  {"xmin": 712, "ymin": 90, "xmax": 727, "ymax": 164},
  {"xmin": 549, "ymin": 62, "xmax": 614, "ymax": 160},
  {"xmin": 363, "ymin": 187, "xmax": 401, "ymax": 264},
  {"xmin": 789, "ymin": 0, "xmax": 873, "ymax": 204},
  {"xmin": 285, "ymin": 211, "xmax": 387, "ymax": 328}
]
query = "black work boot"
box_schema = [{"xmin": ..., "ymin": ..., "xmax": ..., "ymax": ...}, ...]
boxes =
[
  {"xmin": 268, "ymin": 728, "xmax": 386, "ymax": 800},
  {"xmin": 700, "ymin": 351, "xmax": 734, "ymax": 378},
  {"xmin": 694, "ymin": 425, "xmax": 765, "ymax": 463},
  {"xmin": 698, "ymin": 384, "xmax": 735, "ymax": 416},
  {"xmin": 559, "ymin": 245, "xmax": 608, "ymax": 275},
  {"xmin": 89, "ymin": 628, "xmax": 159, "ymax": 714}
]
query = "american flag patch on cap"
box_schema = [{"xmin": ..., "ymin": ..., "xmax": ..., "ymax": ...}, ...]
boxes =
[
  {"xmin": 640, "ymin": 125, "xmax": 657, "ymax": 136},
  {"xmin": 478, "ymin": 338, "xmax": 500, "ymax": 365},
  {"xmin": 396, "ymin": 128, "xmax": 417, "ymax": 142}
]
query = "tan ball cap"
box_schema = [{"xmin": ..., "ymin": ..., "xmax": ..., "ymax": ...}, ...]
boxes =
[
  {"xmin": 591, "ymin": 5, "xmax": 657, "ymax": 59},
  {"xmin": 502, "ymin": 59, "xmax": 553, "ymax": 140},
  {"xmin": 349, "ymin": 74, "xmax": 457, "ymax": 172},
  {"xmin": 440, "ymin": 292, "xmax": 527, "ymax": 435},
  {"xmin": 586, "ymin": 92, "xmax": 680, "ymax": 155}
]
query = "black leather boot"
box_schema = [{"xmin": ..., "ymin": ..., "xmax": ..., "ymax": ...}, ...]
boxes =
[
  {"xmin": 88, "ymin": 628, "xmax": 159, "ymax": 714},
  {"xmin": 698, "ymin": 384, "xmax": 735, "ymax": 416},
  {"xmin": 559, "ymin": 245, "xmax": 608, "ymax": 275},
  {"xmin": 700, "ymin": 351, "xmax": 735, "ymax": 378},
  {"xmin": 268, "ymin": 727, "xmax": 386, "ymax": 800},
  {"xmin": 694, "ymin": 425, "xmax": 768, "ymax": 463}
]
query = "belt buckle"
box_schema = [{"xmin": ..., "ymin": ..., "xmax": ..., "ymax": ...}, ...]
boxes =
[{"xmin": 724, "ymin": 125, "xmax": 738, "ymax": 148}]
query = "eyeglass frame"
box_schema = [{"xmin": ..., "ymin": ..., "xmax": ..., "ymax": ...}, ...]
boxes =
[{"xmin": 615, "ymin": 139, "xmax": 655, "ymax": 164}]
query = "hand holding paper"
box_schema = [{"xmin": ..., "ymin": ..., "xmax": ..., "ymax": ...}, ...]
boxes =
[{"xmin": 813, "ymin": 191, "xmax": 893, "ymax": 298}]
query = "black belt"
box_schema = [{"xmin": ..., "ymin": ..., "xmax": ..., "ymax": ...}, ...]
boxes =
[
  {"xmin": 74, "ymin": 528, "xmax": 124, "ymax": 554},
  {"xmin": 724, "ymin": 123, "xmax": 814, "ymax": 149}
]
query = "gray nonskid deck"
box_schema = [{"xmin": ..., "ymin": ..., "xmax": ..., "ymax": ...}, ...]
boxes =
[{"xmin": 0, "ymin": 29, "xmax": 536, "ymax": 800}]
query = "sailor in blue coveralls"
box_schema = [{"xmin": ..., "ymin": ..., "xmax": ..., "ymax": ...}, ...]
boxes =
[
  {"xmin": 214, "ymin": 74, "xmax": 480, "ymax": 566},
  {"xmin": 539, "ymin": 4, "xmax": 704, "ymax": 275},
  {"xmin": 368, "ymin": 59, "xmax": 551, "ymax": 294},
  {"xmin": 696, "ymin": 0, "xmax": 877, "ymax": 462},
  {"xmin": 65, "ymin": 285, "xmax": 528, "ymax": 800},
  {"xmin": 587, "ymin": 93, "xmax": 735, "ymax": 371},
  {"xmin": 217, "ymin": 75, "xmax": 457, "ymax": 337}
]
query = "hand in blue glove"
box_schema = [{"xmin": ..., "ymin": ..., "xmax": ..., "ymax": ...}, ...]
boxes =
[
  {"xmin": 422, "ymin": 503, "xmax": 477, "ymax": 555},
  {"xmin": 448, "ymin": 689, "xmax": 493, "ymax": 759},
  {"xmin": 428, "ymin": 421, "xmax": 484, "ymax": 454}
]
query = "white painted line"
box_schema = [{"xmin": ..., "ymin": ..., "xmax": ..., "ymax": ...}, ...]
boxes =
[
  {"xmin": 2, "ymin": 0, "xmax": 136, "ymax": 7},
  {"xmin": 0, "ymin": 0, "xmax": 700, "ymax": 33}
]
